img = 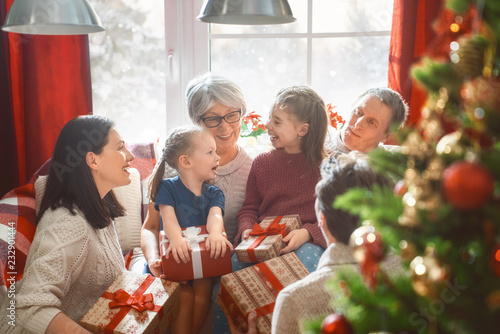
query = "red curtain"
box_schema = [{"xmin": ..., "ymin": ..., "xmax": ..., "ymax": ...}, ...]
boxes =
[
  {"xmin": 388, "ymin": 0, "xmax": 443, "ymax": 126},
  {"xmin": 1, "ymin": 0, "xmax": 92, "ymax": 197}
]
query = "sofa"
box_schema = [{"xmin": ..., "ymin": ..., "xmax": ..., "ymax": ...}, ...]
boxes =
[{"xmin": 0, "ymin": 142, "xmax": 158, "ymax": 304}]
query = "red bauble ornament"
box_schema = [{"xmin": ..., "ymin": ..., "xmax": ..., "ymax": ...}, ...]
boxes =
[
  {"xmin": 350, "ymin": 226, "xmax": 385, "ymax": 264},
  {"xmin": 349, "ymin": 225, "xmax": 385, "ymax": 289},
  {"xmin": 441, "ymin": 161, "xmax": 494, "ymax": 211},
  {"xmin": 394, "ymin": 180, "xmax": 407, "ymax": 196},
  {"xmin": 321, "ymin": 313, "xmax": 354, "ymax": 334},
  {"xmin": 489, "ymin": 244, "xmax": 500, "ymax": 278}
]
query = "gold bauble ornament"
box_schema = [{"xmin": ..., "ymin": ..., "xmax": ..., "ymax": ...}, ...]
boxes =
[
  {"xmin": 422, "ymin": 157, "xmax": 445, "ymax": 181},
  {"xmin": 461, "ymin": 77, "xmax": 500, "ymax": 134},
  {"xmin": 410, "ymin": 247, "xmax": 450, "ymax": 298},
  {"xmin": 451, "ymin": 35, "xmax": 488, "ymax": 79},
  {"xmin": 461, "ymin": 77, "xmax": 500, "ymax": 113},
  {"xmin": 421, "ymin": 117, "xmax": 444, "ymax": 143},
  {"xmin": 399, "ymin": 240, "xmax": 417, "ymax": 261},
  {"xmin": 401, "ymin": 132, "xmax": 427, "ymax": 159},
  {"xmin": 399, "ymin": 192, "xmax": 419, "ymax": 227}
]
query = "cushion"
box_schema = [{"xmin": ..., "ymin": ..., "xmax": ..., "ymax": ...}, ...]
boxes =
[
  {"xmin": 34, "ymin": 168, "xmax": 143, "ymax": 253},
  {"xmin": 113, "ymin": 169, "xmax": 143, "ymax": 252},
  {"xmin": 126, "ymin": 142, "xmax": 158, "ymax": 222}
]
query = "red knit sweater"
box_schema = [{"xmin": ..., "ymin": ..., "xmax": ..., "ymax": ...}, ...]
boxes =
[{"xmin": 235, "ymin": 149, "xmax": 327, "ymax": 249}]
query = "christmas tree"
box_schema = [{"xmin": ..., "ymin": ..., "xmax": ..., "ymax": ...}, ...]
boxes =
[{"xmin": 305, "ymin": 1, "xmax": 500, "ymax": 333}]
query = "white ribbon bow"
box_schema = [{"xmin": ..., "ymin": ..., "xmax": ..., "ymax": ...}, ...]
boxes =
[{"xmin": 182, "ymin": 227, "xmax": 207, "ymax": 246}]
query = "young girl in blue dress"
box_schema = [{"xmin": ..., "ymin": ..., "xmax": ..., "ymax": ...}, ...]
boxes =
[{"xmin": 148, "ymin": 125, "xmax": 233, "ymax": 334}]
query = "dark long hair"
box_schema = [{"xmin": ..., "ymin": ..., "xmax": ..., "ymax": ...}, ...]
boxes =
[
  {"xmin": 36, "ymin": 115, "xmax": 125, "ymax": 229},
  {"xmin": 273, "ymin": 86, "xmax": 328, "ymax": 167}
]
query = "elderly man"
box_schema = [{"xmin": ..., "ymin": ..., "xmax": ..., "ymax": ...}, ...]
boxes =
[{"xmin": 327, "ymin": 87, "xmax": 409, "ymax": 153}]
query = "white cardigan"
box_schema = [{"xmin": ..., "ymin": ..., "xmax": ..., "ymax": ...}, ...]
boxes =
[{"xmin": 0, "ymin": 206, "xmax": 125, "ymax": 333}]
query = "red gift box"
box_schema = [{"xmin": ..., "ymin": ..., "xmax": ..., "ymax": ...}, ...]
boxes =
[
  {"xmin": 235, "ymin": 215, "xmax": 302, "ymax": 263},
  {"xmin": 80, "ymin": 271, "xmax": 179, "ymax": 334},
  {"xmin": 217, "ymin": 252, "xmax": 309, "ymax": 333},
  {"xmin": 159, "ymin": 225, "xmax": 232, "ymax": 281}
]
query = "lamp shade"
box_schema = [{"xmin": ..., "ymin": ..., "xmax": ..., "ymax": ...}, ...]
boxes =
[
  {"xmin": 2, "ymin": 0, "xmax": 104, "ymax": 35},
  {"xmin": 197, "ymin": 0, "xmax": 296, "ymax": 25}
]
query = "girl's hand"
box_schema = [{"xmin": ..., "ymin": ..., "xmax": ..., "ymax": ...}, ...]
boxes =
[
  {"xmin": 206, "ymin": 233, "xmax": 234, "ymax": 259},
  {"xmin": 228, "ymin": 311, "xmax": 258, "ymax": 334},
  {"xmin": 148, "ymin": 258, "xmax": 165, "ymax": 278},
  {"xmin": 166, "ymin": 237, "xmax": 192, "ymax": 264},
  {"xmin": 280, "ymin": 228, "xmax": 312, "ymax": 254},
  {"xmin": 241, "ymin": 229, "xmax": 253, "ymax": 240}
]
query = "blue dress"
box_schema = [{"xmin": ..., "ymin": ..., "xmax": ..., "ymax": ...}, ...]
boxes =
[
  {"xmin": 143, "ymin": 176, "xmax": 224, "ymax": 275},
  {"xmin": 154, "ymin": 176, "xmax": 225, "ymax": 228}
]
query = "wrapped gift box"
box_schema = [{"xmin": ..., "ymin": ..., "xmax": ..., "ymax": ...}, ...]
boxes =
[
  {"xmin": 80, "ymin": 271, "xmax": 179, "ymax": 334},
  {"xmin": 217, "ymin": 252, "xmax": 309, "ymax": 333},
  {"xmin": 235, "ymin": 214, "xmax": 302, "ymax": 263},
  {"xmin": 160, "ymin": 225, "xmax": 232, "ymax": 281}
]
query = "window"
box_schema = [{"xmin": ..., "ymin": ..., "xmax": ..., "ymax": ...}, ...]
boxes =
[
  {"xmin": 91, "ymin": 0, "xmax": 393, "ymax": 145},
  {"xmin": 89, "ymin": 0, "xmax": 167, "ymax": 144},
  {"xmin": 208, "ymin": 0, "xmax": 393, "ymax": 120}
]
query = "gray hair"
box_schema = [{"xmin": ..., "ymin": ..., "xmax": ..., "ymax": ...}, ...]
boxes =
[
  {"xmin": 356, "ymin": 87, "xmax": 409, "ymax": 132},
  {"xmin": 185, "ymin": 73, "xmax": 247, "ymax": 124}
]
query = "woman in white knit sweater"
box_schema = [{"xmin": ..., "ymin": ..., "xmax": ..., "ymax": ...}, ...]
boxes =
[{"xmin": 0, "ymin": 115, "xmax": 134, "ymax": 334}]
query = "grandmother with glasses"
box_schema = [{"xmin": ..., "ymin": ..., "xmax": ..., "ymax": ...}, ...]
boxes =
[{"xmin": 142, "ymin": 72, "xmax": 252, "ymax": 270}]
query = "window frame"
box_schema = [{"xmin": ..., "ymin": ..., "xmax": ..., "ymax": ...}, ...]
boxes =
[
  {"xmin": 164, "ymin": 0, "xmax": 209, "ymax": 133},
  {"xmin": 165, "ymin": 0, "xmax": 392, "ymax": 132}
]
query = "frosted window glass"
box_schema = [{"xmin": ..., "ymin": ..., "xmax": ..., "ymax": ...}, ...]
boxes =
[
  {"xmin": 311, "ymin": 36, "xmax": 391, "ymax": 118},
  {"xmin": 313, "ymin": 0, "xmax": 394, "ymax": 33},
  {"xmin": 90, "ymin": 0, "xmax": 166, "ymax": 144},
  {"xmin": 210, "ymin": 38, "xmax": 307, "ymax": 116}
]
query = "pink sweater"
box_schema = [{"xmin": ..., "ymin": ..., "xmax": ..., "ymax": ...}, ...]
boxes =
[{"xmin": 235, "ymin": 149, "xmax": 327, "ymax": 249}]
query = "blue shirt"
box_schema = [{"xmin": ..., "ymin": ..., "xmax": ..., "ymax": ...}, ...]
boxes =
[{"xmin": 155, "ymin": 176, "xmax": 225, "ymax": 229}]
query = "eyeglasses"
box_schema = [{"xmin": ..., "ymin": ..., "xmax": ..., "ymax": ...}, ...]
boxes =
[{"xmin": 201, "ymin": 110, "xmax": 242, "ymax": 128}]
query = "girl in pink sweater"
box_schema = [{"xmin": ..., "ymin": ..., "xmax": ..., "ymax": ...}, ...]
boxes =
[{"xmin": 234, "ymin": 86, "xmax": 329, "ymax": 272}]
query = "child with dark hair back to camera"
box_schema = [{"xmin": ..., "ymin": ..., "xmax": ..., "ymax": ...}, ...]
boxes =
[
  {"xmin": 229, "ymin": 152, "xmax": 400, "ymax": 334},
  {"xmin": 272, "ymin": 151, "xmax": 402, "ymax": 333}
]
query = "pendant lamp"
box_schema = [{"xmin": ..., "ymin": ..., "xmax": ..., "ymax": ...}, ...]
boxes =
[
  {"xmin": 2, "ymin": 0, "xmax": 104, "ymax": 35},
  {"xmin": 197, "ymin": 0, "xmax": 296, "ymax": 25}
]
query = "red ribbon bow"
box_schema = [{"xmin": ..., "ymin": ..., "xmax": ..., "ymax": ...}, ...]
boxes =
[
  {"xmin": 247, "ymin": 216, "xmax": 286, "ymax": 262},
  {"xmin": 101, "ymin": 275, "xmax": 163, "ymax": 334},
  {"xmin": 249, "ymin": 218, "xmax": 287, "ymax": 238},
  {"xmin": 108, "ymin": 289, "xmax": 156, "ymax": 313}
]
